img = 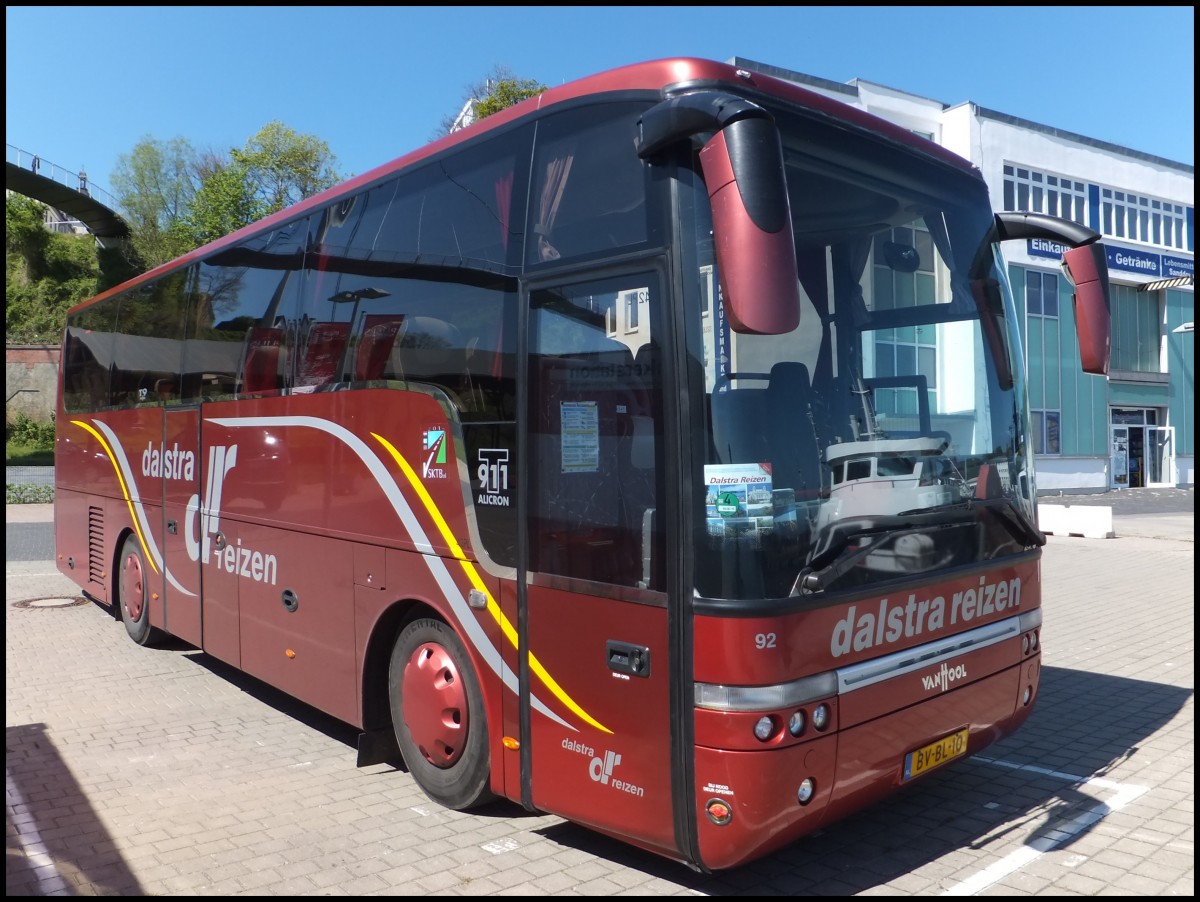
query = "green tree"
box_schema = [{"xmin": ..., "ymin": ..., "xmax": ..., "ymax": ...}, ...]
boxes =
[
  {"xmin": 182, "ymin": 159, "xmax": 264, "ymax": 247},
  {"xmin": 6, "ymin": 121, "xmax": 343, "ymax": 344},
  {"xmin": 474, "ymin": 75, "xmax": 546, "ymax": 120},
  {"xmin": 111, "ymin": 136, "xmax": 201, "ymax": 269},
  {"xmin": 5, "ymin": 193, "xmax": 51, "ymax": 278},
  {"xmin": 177, "ymin": 122, "xmax": 343, "ymax": 246},
  {"xmin": 5, "ymin": 195, "xmax": 99, "ymax": 343},
  {"xmin": 236, "ymin": 122, "xmax": 343, "ymax": 215},
  {"xmin": 437, "ymin": 65, "xmax": 546, "ymax": 137}
]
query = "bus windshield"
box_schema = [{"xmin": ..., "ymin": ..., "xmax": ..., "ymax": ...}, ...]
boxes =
[{"xmin": 690, "ymin": 105, "xmax": 1035, "ymax": 601}]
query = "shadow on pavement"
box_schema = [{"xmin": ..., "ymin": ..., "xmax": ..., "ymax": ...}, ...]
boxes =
[
  {"xmin": 7, "ymin": 723, "xmax": 145, "ymax": 896},
  {"xmin": 530, "ymin": 664, "xmax": 1192, "ymax": 891}
]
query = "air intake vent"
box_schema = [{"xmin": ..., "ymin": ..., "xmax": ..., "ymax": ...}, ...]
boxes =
[{"xmin": 87, "ymin": 506, "xmax": 104, "ymax": 586}]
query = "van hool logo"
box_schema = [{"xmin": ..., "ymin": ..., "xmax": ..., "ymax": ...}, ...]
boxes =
[
  {"xmin": 921, "ymin": 662, "xmax": 967, "ymax": 693},
  {"xmin": 422, "ymin": 427, "xmax": 447, "ymax": 479}
]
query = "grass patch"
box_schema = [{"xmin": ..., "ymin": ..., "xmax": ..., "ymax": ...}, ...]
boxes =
[{"xmin": 6, "ymin": 442, "xmax": 55, "ymax": 467}]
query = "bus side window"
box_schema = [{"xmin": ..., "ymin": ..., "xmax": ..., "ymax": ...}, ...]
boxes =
[
  {"xmin": 295, "ymin": 321, "xmax": 350, "ymax": 390},
  {"xmin": 240, "ymin": 326, "xmax": 286, "ymax": 396},
  {"xmin": 528, "ymin": 275, "xmax": 665, "ymax": 592},
  {"xmin": 63, "ymin": 308, "xmax": 116, "ymax": 412},
  {"xmin": 531, "ymin": 348, "xmax": 637, "ymax": 584},
  {"xmin": 396, "ymin": 316, "xmax": 474, "ymax": 410},
  {"xmin": 354, "ymin": 315, "xmax": 406, "ymax": 382},
  {"xmin": 195, "ymin": 221, "xmax": 309, "ymax": 400},
  {"xmin": 528, "ymin": 103, "xmax": 652, "ymax": 267}
]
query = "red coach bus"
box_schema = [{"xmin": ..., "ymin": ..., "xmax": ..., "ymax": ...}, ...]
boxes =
[{"xmin": 54, "ymin": 57, "xmax": 1111, "ymax": 871}]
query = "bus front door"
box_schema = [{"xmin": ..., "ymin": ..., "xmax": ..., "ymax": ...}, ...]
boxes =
[{"xmin": 521, "ymin": 273, "xmax": 677, "ymax": 857}]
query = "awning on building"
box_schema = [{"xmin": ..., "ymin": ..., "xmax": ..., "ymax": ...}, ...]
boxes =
[{"xmin": 1138, "ymin": 275, "xmax": 1194, "ymax": 292}]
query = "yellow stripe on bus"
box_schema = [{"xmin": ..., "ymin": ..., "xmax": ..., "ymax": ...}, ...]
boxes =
[
  {"xmin": 371, "ymin": 432, "xmax": 612, "ymax": 735},
  {"xmin": 72, "ymin": 419, "xmax": 160, "ymax": 575}
]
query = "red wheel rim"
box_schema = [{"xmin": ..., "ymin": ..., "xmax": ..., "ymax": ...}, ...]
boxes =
[
  {"xmin": 121, "ymin": 549, "xmax": 145, "ymax": 621},
  {"xmin": 401, "ymin": 641, "xmax": 469, "ymax": 767}
]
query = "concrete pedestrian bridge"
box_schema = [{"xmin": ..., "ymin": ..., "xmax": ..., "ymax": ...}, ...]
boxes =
[{"xmin": 5, "ymin": 144, "xmax": 128, "ymax": 246}]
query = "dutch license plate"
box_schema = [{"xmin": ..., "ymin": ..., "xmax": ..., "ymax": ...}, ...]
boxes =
[{"xmin": 903, "ymin": 727, "xmax": 969, "ymax": 781}]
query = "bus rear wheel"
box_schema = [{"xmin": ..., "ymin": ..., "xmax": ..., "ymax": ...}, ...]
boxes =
[
  {"xmin": 117, "ymin": 535, "xmax": 163, "ymax": 647},
  {"xmin": 388, "ymin": 617, "xmax": 495, "ymax": 810}
]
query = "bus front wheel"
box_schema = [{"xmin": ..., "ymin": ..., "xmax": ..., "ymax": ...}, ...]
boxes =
[
  {"xmin": 388, "ymin": 617, "xmax": 495, "ymax": 810},
  {"xmin": 117, "ymin": 535, "xmax": 163, "ymax": 647}
]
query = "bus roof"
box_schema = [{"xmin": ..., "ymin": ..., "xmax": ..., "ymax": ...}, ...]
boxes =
[{"xmin": 69, "ymin": 57, "xmax": 980, "ymax": 316}]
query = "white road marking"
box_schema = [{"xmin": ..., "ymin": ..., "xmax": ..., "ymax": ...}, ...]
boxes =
[
  {"xmin": 6, "ymin": 768, "xmax": 68, "ymax": 893},
  {"xmin": 941, "ymin": 757, "xmax": 1148, "ymax": 895}
]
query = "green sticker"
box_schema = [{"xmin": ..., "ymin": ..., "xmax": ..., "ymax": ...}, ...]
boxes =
[{"xmin": 716, "ymin": 491, "xmax": 742, "ymax": 517}]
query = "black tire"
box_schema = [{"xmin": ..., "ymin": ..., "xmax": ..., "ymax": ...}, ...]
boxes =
[
  {"xmin": 117, "ymin": 534, "xmax": 163, "ymax": 647},
  {"xmin": 388, "ymin": 617, "xmax": 495, "ymax": 810}
]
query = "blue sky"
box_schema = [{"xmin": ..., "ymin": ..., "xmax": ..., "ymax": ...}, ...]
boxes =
[{"xmin": 6, "ymin": 6, "xmax": 1195, "ymax": 201}]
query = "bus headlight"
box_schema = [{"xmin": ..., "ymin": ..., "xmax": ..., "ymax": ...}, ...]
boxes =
[
  {"xmin": 788, "ymin": 710, "xmax": 805, "ymax": 737},
  {"xmin": 812, "ymin": 703, "xmax": 830, "ymax": 731},
  {"xmin": 753, "ymin": 716, "xmax": 774, "ymax": 741},
  {"xmin": 797, "ymin": 778, "xmax": 816, "ymax": 805}
]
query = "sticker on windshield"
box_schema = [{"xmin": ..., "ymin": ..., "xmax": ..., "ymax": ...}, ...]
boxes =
[{"xmin": 704, "ymin": 463, "xmax": 775, "ymax": 536}]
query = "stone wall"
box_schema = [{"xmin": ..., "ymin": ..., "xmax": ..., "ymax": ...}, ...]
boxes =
[{"xmin": 6, "ymin": 345, "xmax": 60, "ymax": 423}]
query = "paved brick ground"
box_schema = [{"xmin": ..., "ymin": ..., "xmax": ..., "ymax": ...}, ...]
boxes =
[{"xmin": 6, "ymin": 501, "xmax": 1193, "ymax": 896}]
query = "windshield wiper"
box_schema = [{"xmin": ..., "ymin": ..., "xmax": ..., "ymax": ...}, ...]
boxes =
[
  {"xmin": 793, "ymin": 513, "xmax": 956, "ymax": 595},
  {"xmin": 896, "ymin": 496, "xmax": 1045, "ymax": 549},
  {"xmin": 793, "ymin": 496, "xmax": 1043, "ymax": 596},
  {"xmin": 976, "ymin": 496, "xmax": 1046, "ymax": 547}
]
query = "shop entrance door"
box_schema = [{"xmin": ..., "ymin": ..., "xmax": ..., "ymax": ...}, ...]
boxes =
[
  {"xmin": 1145, "ymin": 426, "xmax": 1175, "ymax": 487},
  {"xmin": 1109, "ymin": 426, "xmax": 1130, "ymax": 489},
  {"xmin": 1110, "ymin": 408, "xmax": 1169, "ymax": 489}
]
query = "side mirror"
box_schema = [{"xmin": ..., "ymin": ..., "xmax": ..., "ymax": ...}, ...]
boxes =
[
  {"xmin": 639, "ymin": 92, "xmax": 800, "ymax": 335},
  {"xmin": 698, "ymin": 118, "xmax": 801, "ymax": 334},
  {"xmin": 1061, "ymin": 243, "xmax": 1111, "ymax": 376},
  {"xmin": 991, "ymin": 212, "xmax": 1112, "ymax": 377}
]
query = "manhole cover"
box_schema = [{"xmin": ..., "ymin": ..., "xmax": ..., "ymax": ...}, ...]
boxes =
[{"xmin": 13, "ymin": 596, "xmax": 90, "ymax": 610}]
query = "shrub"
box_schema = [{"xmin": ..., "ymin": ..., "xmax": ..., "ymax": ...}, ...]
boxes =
[
  {"xmin": 6, "ymin": 483, "xmax": 54, "ymax": 504},
  {"xmin": 5, "ymin": 411, "xmax": 55, "ymax": 449}
]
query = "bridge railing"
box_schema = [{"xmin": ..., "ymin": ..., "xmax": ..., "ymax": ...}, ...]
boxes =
[{"xmin": 6, "ymin": 143, "xmax": 120, "ymax": 211}]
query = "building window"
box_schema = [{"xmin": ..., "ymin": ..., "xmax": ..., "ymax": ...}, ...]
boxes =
[
  {"xmin": 1100, "ymin": 187, "xmax": 1187, "ymax": 251},
  {"xmin": 1111, "ymin": 284, "xmax": 1163, "ymax": 373},
  {"xmin": 1003, "ymin": 165, "xmax": 1086, "ymax": 225},
  {"xmin": 624, "ymin": 288, "xmax": 641, "ymax": 332},
  {"xmin": 1031, "ymin": 410, "xmax": 1061, "ymax": 455},
  {"xmin": 872, "ymin": 226, "xmax": 937, "ymax": 310},
  {"xmin": 870, "ymin": 225, "xmax": 938, "ymax": 423},
  {"xmin": 1026, "ymin": 270, "xmax": 1059, "ymax": 318}
]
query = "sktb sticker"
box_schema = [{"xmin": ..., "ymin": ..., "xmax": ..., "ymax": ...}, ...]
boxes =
[{"xmin": 422, "ymin": 427, "xmax": 448, "ymax": 479}]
